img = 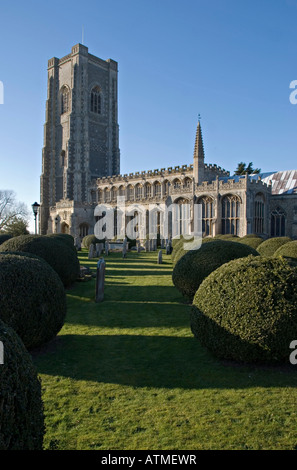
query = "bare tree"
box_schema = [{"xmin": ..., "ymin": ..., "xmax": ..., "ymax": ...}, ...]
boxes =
[{"xmin": 0, "ymin": 190, "xmax": 29, "ymax": 233}]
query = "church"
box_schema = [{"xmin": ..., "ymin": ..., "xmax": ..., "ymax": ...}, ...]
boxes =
[{"xmin": 40, "ymin": 44, "xmax": 297, "ymax": 241}]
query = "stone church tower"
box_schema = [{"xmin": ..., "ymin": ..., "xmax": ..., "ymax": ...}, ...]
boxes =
[{"xmin": 40, "ymin": 43, "xmax": 120, "ymax": 236}]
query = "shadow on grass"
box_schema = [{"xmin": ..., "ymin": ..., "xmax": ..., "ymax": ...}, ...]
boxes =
[{"xmin": 34, "ymin": 334, "xmax": 297, "ymax": 390}]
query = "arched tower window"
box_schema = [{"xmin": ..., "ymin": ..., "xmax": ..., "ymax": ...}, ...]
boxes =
[
  {"xmin": 271, "ymin": 207, "xmax": 286, "ymax": 237},
  {"xmin": 61, "ymin": 86, "xmax": 70, "ymax": 114},
  {"xmin": 135, "ymin": 184, "xmax": 142, "ymax": 200},
  {"xmin": 90, "ymin": 86, "xmax": 102, "ymax": 114},
  {"xmin": 254, "ymin": 193, "xmax": 265, "ymax": 234},
  {"xmin": 221, "ymin": 194, "xmax": 241, "ymax": 235},
  {"xmin": 198, "ymin": 196, "xmax": 214, "ymax": 237},
  {"xmin": 79, "ymin": 223, "xmax": 89, "ymax": 238},
  {"xmin": 154, "ymin": 182, "xmax": 161, "ymax": 197}
]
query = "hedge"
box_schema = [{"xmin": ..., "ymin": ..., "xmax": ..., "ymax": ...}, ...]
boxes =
[
  {"xmin": 257, "ymin": 237, "xmax": 292, "ymax": 257},
  {"xmin": 172, "ymin": 240, "xmax": 259, "ymax": 300},
  {"xmin": 191, "ymin": 256, "xmax": 297, "ymax": 363},
  {"xmin": 0, "ymin": 235, "xmax": 80, "ymax": 287},
  {"xmin": 237, "ymin": 236, "xmax": 264, "ymax": 250},
  {"xmin": 0, "ymin": 319, "xmax": 44, "ymax": 449},
  {"xmin": 0, "ymin": 253, "xmax": 67, "ymax": 350},
  {"xmin": 274, "ymin": 240, "xmax": 297, "ymax": 262}
]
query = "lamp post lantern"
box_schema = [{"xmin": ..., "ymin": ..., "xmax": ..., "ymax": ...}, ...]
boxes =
[{"xmin": 32, "ymin": 202, "xmax": 40, "ymax": 234}]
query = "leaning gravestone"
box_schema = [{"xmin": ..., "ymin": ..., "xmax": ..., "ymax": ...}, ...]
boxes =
[
  {"xmin": 95, "ymin": 258, "xmax": 106, "ymax": 302},
  {"xmin": 157, "ymin": 250, "xmax": 162, "ymax": 264},
  {"xmin": 88, "ymin": 244, "xmax": 95, "ymax": 259}
]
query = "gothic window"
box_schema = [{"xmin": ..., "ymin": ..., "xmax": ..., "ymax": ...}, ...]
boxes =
[
  {"xmin": 198, "ymin": 196, "xmax": 214, "ymax": 237},
  {"xmin": 127, "ymin": 185, "xmax": 134, "ymax": 201},
  {"xmin": 90, "ymin": 86, "xmax": 102, "ymax": 114},
  {"xmin": 119, "ymin": 185, "xmax": 125, "ymax": 197},
  {"xmin": 271, "ymin": 207, "xmax": 286, "ymax": 237},
  {"xmin": 173, "ymin": 178, "xmax": 181, "ymax": 190},
  {"xmin": 145, "ymin": 183, "xmax": 152, "ymax": 198},
  {"xmin": 163, "ymin": 180, "xmax": 170, "ymax": 196},
  {"xmin": 111, "ymin": 187, "xmax": 117, "ymax": 201},
  {"xmin": 154, "ymin": 182, "xmax": 161, "ymax": 197},
  {"xmin": 221, "ymin": 194, "xmax": 241, "ymax": 235},
  {"xmin": 184, "ymin": 177, "xmax": 192, "ymax": 189},
  {"xmin": 105, "ymin": 188, "xmax": 111, "ymax": 202},
  {"xmin": 254, "ymin": 193, "xmax": 265, "ymax": 234},
  {"xmin": 79, "ymin": 223, "xmax": 89, "ymax": 238},
  {"xmin": 61, "ymin": 86, "xmax": 70, "ymax": 114},
  {"xmin": 135, "ymin": 184, "xmax": 142, "ymax": 199}
]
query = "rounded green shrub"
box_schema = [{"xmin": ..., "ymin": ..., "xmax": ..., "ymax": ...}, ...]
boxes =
[
  {"xmin": 0, "ymin": 235, "xmax": 80, "ymax": 287},
  {"xmin": 274, "ymin": 240, "xmax": 297, "ymax": 262},
  {"xmin": 237, "ymin": 236, "xmax": 264, "ymax": 249},
  {"xmin": 172, "ymin": 240, "xmax": 259, "ymax": 300},
  {"xmin": 191, "ymin": 256, "xmax": 297, "ymax": 364},
  {"xmin": 214, "ymin": 234, "xmax": 239, "ymax": 239},
  {"xmin": 0, "ymin": 253, "xmax": 67, "ymax": 350},
  {"xmin": 82, "ymin": 234, "xmax": 105, "ymax": 250},
  {"xmin": 0, "ymin": 318, "xmax": 44, "ymax": 449},
  {"xmin": 0, "ymin": 234, "xmax": 12, "ymax": 246},
  {"xmin": 258, "ymin": 237, "xmax": 292, "ymax": 257},
  {"xmin": 47, "ymin": 233, "xmax": 76, "ymax": 250}
]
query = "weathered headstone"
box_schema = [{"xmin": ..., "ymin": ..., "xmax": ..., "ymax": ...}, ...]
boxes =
[
  {"xmin": 145, "ymin": 239, "xmax": 150, "ymax": 252},
  {"xmin": 88, "ymin": 244, "xmax": 95, "ymax": 259},
  {"xmin": 157, "ymin": 250, "xmax": 162, "ymax": 264},
  {"xmin": 166, "ymin": 242, "xmax": 171, "ymax": 255},
  {"xmin": 160, "ymin": 238, "xmax": 165, "ymax": 249},
  {"xmin": 122, "ymin": 238, "xmax": 127, "ymax": 258},
  {"xmin": 96, "ymin": 243, "xmax": 101, "ymax": 257},
  {"xmin": 137, "ymin": 240, "xmax": 141, "ymax": 253},
  {"xmin": 105, "ymin": 241, "xmax": 109, "ymax": 256},
  {"xmin": 74, "ymin": 237, "xmax": 81, "ymax": 251},
  {"xmin": 95, "ymin": 258, "xmax": 106, "ymax": 302}
]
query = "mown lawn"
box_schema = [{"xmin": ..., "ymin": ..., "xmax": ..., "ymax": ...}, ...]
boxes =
[{"xmin": 33, "ymin": 249, "xmax": 297, "ymax": 450}]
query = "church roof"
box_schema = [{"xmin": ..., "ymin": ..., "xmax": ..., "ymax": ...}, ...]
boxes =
[
  {"xmin": 220, "ymin": 170, "xmax": 297, "ymax": 195},
  {"xmin": 258, "ymin": 170, "xmax": 297, "ymax": 195}
]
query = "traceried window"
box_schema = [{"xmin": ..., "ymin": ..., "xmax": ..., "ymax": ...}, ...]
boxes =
[
  {"xmin": 163, "ymin": 180, "xmax": 170, "ymax": 196},
  {"xmin": 145, "ymin": 183, "xmax": 152, "ymax": 198},
  {"xmin": 61, "ymin": 86, "xmax": 70, "ymax": 114},
  {"xmin": 254, "ymin": 193, "xmax": 265, "ymax": 234},
  {"xmin": 184, "ymin": 177, "xmax": 192, "ymax": 189},
  {"xmin": 221, "ymin": 194, "xmax": 241, "ymax": 235},
  {"xmin": 154, "ymin": 182, "xmax": 161, "ymax": 197},
  {"xmin": 135, "ymin": 184, "xmax": 142, "ymax": 199},
  {"xmin": 119, "ymin": 186, "xmax": 125, "ymax": 197},
  {"xmin": 90, "ymin": 86, "xmax": 102, "ymax": 114},
  {"xmin": 127, "ymin": 185, "xmax": 134, "ymax": 201},
  {"xmin": 198, "ymin": 196, "xmax": 214, "ymax": 237},
  {"xmin": 111, "ymin": 187, "xmax": 117, "ymax": 201},
  {"xmin": 79, "ymin": 223, "xmax": 89, "ymax": 238},
  {"xmin": 173, "ymin": 178, "xmax": 181, "ymax": 190},
  {"xmin": 271, "ymin": 207, "xmax": 286, "ymax": 237}
]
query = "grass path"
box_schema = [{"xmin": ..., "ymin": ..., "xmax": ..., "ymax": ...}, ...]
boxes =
[{"xmin": 33, "ymin": 250, "xmax": 297, "ymax": 450}]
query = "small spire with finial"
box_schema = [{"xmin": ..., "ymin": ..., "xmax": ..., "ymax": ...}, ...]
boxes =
[{"xmin": 198, "ymin": 113, "xmax": 201, "ymax": 122}]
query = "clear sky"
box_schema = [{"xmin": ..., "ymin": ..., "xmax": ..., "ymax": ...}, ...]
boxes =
[{"xmin": 0, "ymin": 0, "xmax": 297, "ymax": 232}]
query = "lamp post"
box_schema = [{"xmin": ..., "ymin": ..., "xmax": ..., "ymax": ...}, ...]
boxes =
[{"xmin": 32, "ymin": 202, "xmax": 40, "ymax": 234}]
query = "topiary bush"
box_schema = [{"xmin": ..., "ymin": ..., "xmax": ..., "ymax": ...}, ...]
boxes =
[
  {"xmin": 214, "ymin": 234, "xmax": 239, "ymax": 239},
  {"xmin": 47, "ymin": 233, "xmax": 76, "ymax": 251},
  {"xmin": 0, "ymin": 253, "xmax": 67, "ymax": 350},
  {"xmin": 0, "ymin": 235, "xmax": 80, "ymax": 287},
  {"xmin": 191, "ymin": 256, "xmax": 297, "ymax": 364},
  {"xmin": 0, "ymin": 318, "xmax": 44, "ymax": 449},
  {"xmin": 172, "ymin": 240, "xmax": 259, "ymax": 300},
  {"xmin": 257, "ymin": 237, "xmax": 292, "ymax": 257},
  {"xmin": 237, "ymin": 236, "xmax": 264, "ymax": 249},
  {"xmin": 274, "ymin": 240, "xmax": 297, "ymax": 262},
  {"xmin": 0, "ymin": 234, "xmax": 12, "ymax": 246},
  {"xmin": 82, "ymin": 234, "xmax": 105, "ymax": 250}
]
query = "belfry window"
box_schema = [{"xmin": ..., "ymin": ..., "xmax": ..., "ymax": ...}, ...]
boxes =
[
  {"xmin": 91, "ymin": 86, "xmax": 102, "ymax": 114},
  {"xmin": 271, "ymin": 207, "xmax": 286, "ymax": 237},
  {"xmin": 221, "ymin": 194, "xmax": 241, "ymax": 235},
  {"xmin": 61, "ymin": 86, "xmax": 70, "ymax": 114}
]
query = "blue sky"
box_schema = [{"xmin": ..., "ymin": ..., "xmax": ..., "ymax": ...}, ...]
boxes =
[{"xmin": 0, "ymin": 0, "xmax": 297, "ymax": 231}]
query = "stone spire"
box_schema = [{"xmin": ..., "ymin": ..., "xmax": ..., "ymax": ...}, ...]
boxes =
[{"xmin": 193, "ymin": 118, "xmax": 205, "ymax": 185}]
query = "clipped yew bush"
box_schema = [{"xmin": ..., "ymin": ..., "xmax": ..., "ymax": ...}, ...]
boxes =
[
  {"xmin": 0, "ymin": 234, "xmax": 80, "ymax": 287},
  {"xmin": 172, "ymin": 240, "xmax": 259, "ymax": 300},
  {"xmin": 47, "ymin": 233, "xmax": 76, "ymax": 251},
  {"xmin": 0, "ymin": 253, "xmax": 67, "ymax": 350},
  {"xmin": 82, "ymin": 234, "xmax": 106, "ymax": 249},
  {"xmin": 0, "ymin": 319, "xmax": 44, "ymax": 449},
  {"xmin": 274, "ymin": 240, "xmax": 297, "ymax": 262},
  {"xmin": 214, "ymin": 234, "xmax": 239, "ymax": 240},
  {"xmin": 237, "ymin": 236, "xmax": 264, "ymax": 250},
  {"xmin": 0, "ymin": 234, "xmax": 12, "ymax": 246},
  {"xmin": 191, "ymin": 256, "xmax": 297, "ymax": 364},
  {"xmin": 257, "ymin": 237, "xmax": 292, "ymax": 257}
]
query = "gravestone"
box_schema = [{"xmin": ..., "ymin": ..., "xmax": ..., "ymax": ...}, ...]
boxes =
[
  {"xmin": 137, "ymin": 240, "xmax": 141, "ymax": 253},
  {"xmin": 74, "ymin": 237, "xmax": 81, "ymax": 251},
  {"xmin": 157, "ymin": 250, "xmax": 162, "ymax": 264},
  {"xmin": 122, "ymin": 238, "xmax": 127, "ymax": 258},
  {"xmin": 96, "ymin": 243, "xmax": 101, "ymax": 257},
  {"xmin": 105, "ymin": 241, "xmax": 109, "ymax": 256},
  {"xmin": 145, "ymin": 239, "xmax": 150, "ymax": 252},
  {"xmin": 88, "ymin": 244, "xmax": 95, "ymax": 259},
  {"xmin": 95, "ymin": 258, "xmax": 106, "ymax": 302},
  {"xmin": 166, "ymin": 241, "xmax": 171, "ymax": 255},
  {"xmin": 160, "ymin": 238, "xmax": 165, "ymax": 249}
]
